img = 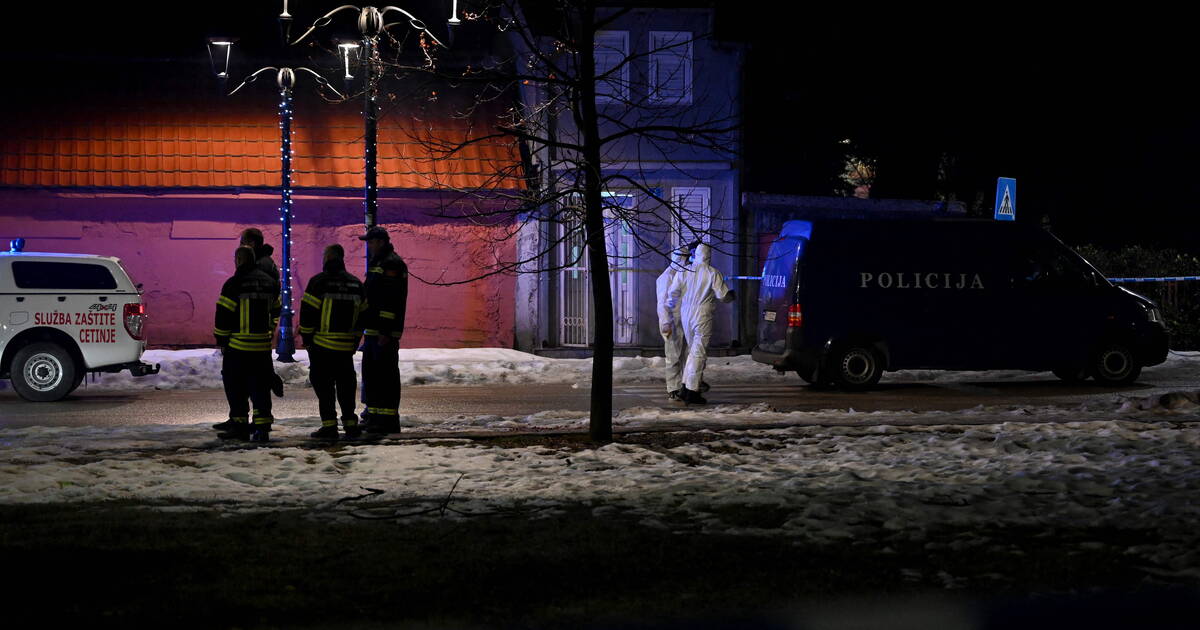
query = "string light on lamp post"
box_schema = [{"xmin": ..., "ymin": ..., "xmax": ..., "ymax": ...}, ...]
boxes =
[{"xmin": 224, "ymin": 65, "xmax": 345, "ymax": 362}]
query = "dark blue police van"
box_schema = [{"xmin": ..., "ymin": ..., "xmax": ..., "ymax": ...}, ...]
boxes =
[{"xmin": 752, "ymin": 219, "xmax": 1169, "ymax": 389}]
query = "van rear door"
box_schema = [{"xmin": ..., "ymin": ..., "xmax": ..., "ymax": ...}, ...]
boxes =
[{"xmin": 756, "ymin": 220, "xmax": 811, "ymax": 355}]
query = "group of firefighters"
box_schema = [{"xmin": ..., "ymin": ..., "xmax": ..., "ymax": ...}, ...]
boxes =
[
  {"xmin": 211, "ymin": 225, "xmax": 407, "ymax": 443},
  {"xmin": 210, "ymin": 228, "xmax": 733, "ymax": 442}
]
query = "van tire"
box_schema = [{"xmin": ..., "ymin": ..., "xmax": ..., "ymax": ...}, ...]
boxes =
[
  {"xmin": 68, "ymin": 371, "xmax": 87, "ymax": 394},
  {"xmin": 828, "ymin": 344, "xmax": 883, "ymax": 390},
  {"xmin": 11, "ymin": 342, "xmax": 79, "ymax": 402},
  {"xmin": 1089, "ymin": 341, "xmax": 1141, "ymax": 386},
  {"xmin": 1052, "ymin": 366, "xmax": 1089, "ymax": 384}
]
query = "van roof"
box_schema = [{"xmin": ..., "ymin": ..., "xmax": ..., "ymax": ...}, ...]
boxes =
[{"xmin": 0, "ymin": 252, "xmax": 121, "ymax": 263}]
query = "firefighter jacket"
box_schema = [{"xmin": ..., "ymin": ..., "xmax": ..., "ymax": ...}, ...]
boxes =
[
  {"xmin": 299, "ymin": 258, "xmax": 366, "ymax": 352},
  {"xmin": 214, "ymin": 263, "xmax": 281, "ymax": 352},
  {"xmin": 362, "ymin": 243, "xmax": 408, "ymax": 338}
]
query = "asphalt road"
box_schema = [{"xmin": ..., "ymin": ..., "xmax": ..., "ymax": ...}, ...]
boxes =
[{"xmin": 0, "ymin": 372, "xmax": 1193, "ymax": 429}]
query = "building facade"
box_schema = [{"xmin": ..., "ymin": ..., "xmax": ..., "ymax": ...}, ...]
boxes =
[
  {"xmin": 0, "ymin": 85, "xmax": 523, "ymax": 349},
  {"xmin": 512, "ymin": 6, "xmax": 745, "ymax": 355}
]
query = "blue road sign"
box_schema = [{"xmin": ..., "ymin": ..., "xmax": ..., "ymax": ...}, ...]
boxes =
[{"xmin": 995, "ymin": 177, "xmax": 1016, "ymax": 221}]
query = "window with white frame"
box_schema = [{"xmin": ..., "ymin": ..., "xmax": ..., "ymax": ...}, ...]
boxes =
[
  {"xmin": 649, "ymin": 31, "xmax": 693, "ymax": 105},
  {"xmin": 671, "ymin": 186, "xmax": 710, "ymax": 250},
  {"xmin": 594, "ymin": 30, "xmax": 629, "ymax": 103}
]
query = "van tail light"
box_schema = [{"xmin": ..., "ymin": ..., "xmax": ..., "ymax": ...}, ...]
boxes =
[
  {"xmin": 124, "ymin": 302, "xmax": 146, "ymax": 340},
  {"xmin": 787, "ymin": 304, "xmax": 803, "ymax": 328}
]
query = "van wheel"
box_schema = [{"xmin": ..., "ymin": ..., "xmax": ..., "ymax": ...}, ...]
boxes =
[
  {"xmin": 828, "ymin": 344, "xmax": 883, "ymax": 390},
  {"xmin": 1090, "ymin": 342, "xmax": 1140, "ymax": 386},
  {"xmin": 11, "ymin": 342, "xmax": 79, "ymax": 402},
  {"xmin": 68, "ymin": 371, "xmax": 87, "ymax": 394},
  {"xmin": 1052, "ymin": 366, "xmax": 1089, "ymax": 384}
]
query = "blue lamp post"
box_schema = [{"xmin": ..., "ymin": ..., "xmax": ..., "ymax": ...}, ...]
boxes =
[{"xmin": 221, "ymin": 64, "xmax": 344, "ymax": 362}]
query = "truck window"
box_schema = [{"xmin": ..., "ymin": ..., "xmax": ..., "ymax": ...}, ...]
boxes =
[
  {"xmin": 1017, "ymin": 243, "xmax": 1095, "ymax": 290},
  {"xmin": 12, "ymin": 261, "xmax": 118, "ymax": 290}
]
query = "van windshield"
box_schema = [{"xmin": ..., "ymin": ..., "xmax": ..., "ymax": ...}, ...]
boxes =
[{"xmin": 1019, "ymin": 234, "xmax": 1110, "ymax": 289}]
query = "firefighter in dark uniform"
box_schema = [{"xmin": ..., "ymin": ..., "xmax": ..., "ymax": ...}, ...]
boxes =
[
  {"xmin": 240, "ymin": 227, "xmax": 280, "ymax": 283},
  {"xmin": 239, "ymin": 227, "xmax": 284, "ymax": 398},
  {"xmin": 299, "ymin": 244, "xmax": 365, "ymax": 440},
  {"xmin": 358, "ymin": 226, "xmax": 408, "ymax": 434},
  {"xmin": 212, "ymin": 246, "xmax": 282, "ymax": 443}
]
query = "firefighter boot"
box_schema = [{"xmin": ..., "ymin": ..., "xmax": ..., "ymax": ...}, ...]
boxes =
[
  {"xmin": 217, "ymin": 422, "xmax": 251, "ymax": 441},
  {"xmin": 213, "ymin": 417, "xmax": 247, "ymax": 432},
  {"xmin": 310, "ymin": 424, "xmax": 339, "ymax": 440},
  {"xmin": 342, "ymin": 417, "xmax": 363, "ymax": 439},
  {"xmin": 250, "ymin": 422, "xmax": 272, "ymax": 443}
]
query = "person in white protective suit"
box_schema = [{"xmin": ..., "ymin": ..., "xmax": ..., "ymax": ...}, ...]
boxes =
[
  {"xmin": 656, "ymin": 248, "xmax": 689, "ymax": 401},
  {"xmin": 665, "ymin": 243, "xmax": 735, "ymax": 404}
]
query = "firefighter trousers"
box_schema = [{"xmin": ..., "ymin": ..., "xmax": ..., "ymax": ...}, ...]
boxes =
[
  {"xmin": 308, "ymin": 346, "xmax": 357, "ymax": 424},
  {"xmin": 221, "ymin": 348, "xmax": 273, "ymax": 425},
  {"xmin": 360, "ymin": 336, "xmax": 401, "ymax": 427}
]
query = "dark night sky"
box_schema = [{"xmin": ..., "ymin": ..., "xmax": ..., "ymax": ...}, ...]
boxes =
[{"xmin": 5, "ymin": 2, "xmax": 1196, "ymax": 250}]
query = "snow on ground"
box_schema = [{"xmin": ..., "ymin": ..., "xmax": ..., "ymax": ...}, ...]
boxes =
[
  {"xmin": 2, "ymin": 393, "xmax": 1199, "ymax": 575},
  {"xmin": 2, "ymin": 349, "xmax": 1199, "ymax": 575},
  {"xmin": 6, "ymin": 347, "xmax": 1196, "ymax": 392}
]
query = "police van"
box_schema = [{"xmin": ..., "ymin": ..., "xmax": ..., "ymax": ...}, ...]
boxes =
[
  {"xmin": 0, "ymin": 240, "xmax": 159, "ymax": 401},
  {"xmin": 752, "ymin": 219, "xmax": 1169, "ymax": 389}
]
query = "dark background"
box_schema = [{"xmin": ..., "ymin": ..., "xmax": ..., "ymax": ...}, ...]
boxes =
[{"xmin": 5, "ymin": 2, "xmax": 1195, "ymax": 250}]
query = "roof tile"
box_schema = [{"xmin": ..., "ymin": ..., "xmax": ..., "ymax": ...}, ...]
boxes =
[{"xmin": 1, "ymin": 102, "xmax": 523, "ymax": 190}]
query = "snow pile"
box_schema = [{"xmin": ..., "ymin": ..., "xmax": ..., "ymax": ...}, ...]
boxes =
[
  {"xmin": 2, "ymin": 397, "xmax": 1199, "ymax": 576},
  {"xmin": 54, "ymin": 348, "xmax": 1200, "ymax": 391}
]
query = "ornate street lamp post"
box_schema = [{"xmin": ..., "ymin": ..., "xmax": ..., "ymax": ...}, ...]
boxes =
[
  {"xmin": 290, "ymin": 4, "xmax": 450, "ymax": 244},
  {"xmin": 211, "ymin": 49, "xmax": 344, "ymax": 362}
]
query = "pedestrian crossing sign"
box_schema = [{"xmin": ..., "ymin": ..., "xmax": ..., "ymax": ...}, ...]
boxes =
[{"xmin": 994, "ymin": 177, "xmax": 1016, "ymax": 221}]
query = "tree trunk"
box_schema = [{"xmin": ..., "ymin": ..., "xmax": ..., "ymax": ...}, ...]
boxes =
[{"xmin": 577, "ymin": 4, "xmax": 613, "ymax": 444}]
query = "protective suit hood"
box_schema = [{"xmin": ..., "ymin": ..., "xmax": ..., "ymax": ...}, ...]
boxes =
[{"xmin": 693, "ymin": 243, "xmax": 711, "ymax": 265}]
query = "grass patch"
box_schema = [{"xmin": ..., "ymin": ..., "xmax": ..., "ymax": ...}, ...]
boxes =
[{"xmin": 1, "ymin": 503, "xmax": 1194, "ymax": 627}]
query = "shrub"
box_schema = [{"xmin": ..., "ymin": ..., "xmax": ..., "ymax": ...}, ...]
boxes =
[{"xmin": 1074, "ymin": 244, "xmax": 1200, "ymax": 350}]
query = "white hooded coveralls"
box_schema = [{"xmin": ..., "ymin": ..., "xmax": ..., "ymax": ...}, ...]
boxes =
[
  {"xmin": 656, "ymin": 251, "xmax": 689, "ymax": 393},
  {"xmin": 666, "ymin": 244, "xmax": 733, "ymax": 391}
]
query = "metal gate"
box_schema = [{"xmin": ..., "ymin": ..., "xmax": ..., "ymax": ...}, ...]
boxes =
[
  {"xmin": 605, "ymin": 195, "xmax": 637, "ymax": 345},
  {"xmin": 556, "ymin": 193, "xmax": 638, "ymax": 347},
  {"xmin": 558, "ymin": 212, "xmax": 591, "ymax": 347}
]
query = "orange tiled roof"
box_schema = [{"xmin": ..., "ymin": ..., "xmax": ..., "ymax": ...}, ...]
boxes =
[{"xmin": 0, "ymin": 102, "xmax": 524, "ymax": 190}]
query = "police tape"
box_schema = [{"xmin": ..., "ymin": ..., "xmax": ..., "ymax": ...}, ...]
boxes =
[
  {"xmin": 1108, "ymin": 276, "xmax": 1200, "ymax": 283},
  {"xmin": 729, "ymin": 275, "xmax": 1200, "ymax": 283}
]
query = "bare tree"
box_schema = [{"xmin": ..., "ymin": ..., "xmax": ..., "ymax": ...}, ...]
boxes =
[{"xmin": 373, "ymin": 0, "xmax": 740, "ymax": 443}]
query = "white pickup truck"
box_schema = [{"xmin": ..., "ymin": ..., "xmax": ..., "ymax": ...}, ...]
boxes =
[{"xmin": 0, "ymin": 239, "xmax": 160, "ymax": 401}]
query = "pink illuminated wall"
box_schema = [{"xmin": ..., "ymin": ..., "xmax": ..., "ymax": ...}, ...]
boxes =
[{"xmin": 0, "ymin": 189, "xmax": 516, "ymax": 348}]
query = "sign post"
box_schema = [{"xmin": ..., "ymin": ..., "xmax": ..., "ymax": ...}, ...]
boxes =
[{"xmin": 995, "ymin": 177, "xmax": 1016, "ymax": 221}]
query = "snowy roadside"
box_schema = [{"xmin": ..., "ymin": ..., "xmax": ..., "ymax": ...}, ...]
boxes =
[
  {"xmin": 2, "ymin": 347, "xmax": 1196, "ymax": 392},
  {"xmin": 2, "ymin": 393, "xmax": 1200, "ymax": 576}
]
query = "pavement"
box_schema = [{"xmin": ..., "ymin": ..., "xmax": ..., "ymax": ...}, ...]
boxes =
[{"xmin": 0, "ymin": 372, "xmax": 1191, "ymax": 430}]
